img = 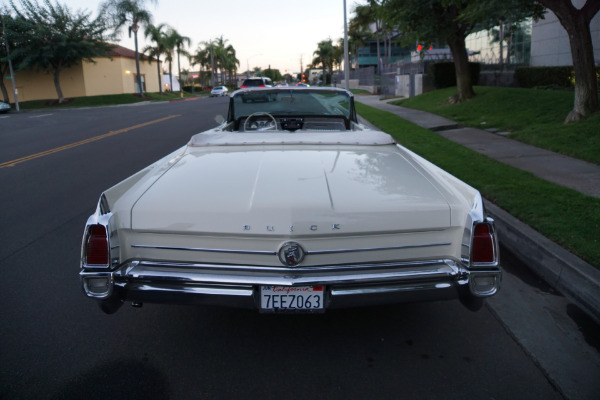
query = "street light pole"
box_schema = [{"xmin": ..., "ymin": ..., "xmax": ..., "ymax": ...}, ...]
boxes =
[
  {"xmin": 343, "ymin": 0, "xmax": 350, "ymax": 91},
  {"xmin": 246, "ymin": 54, "xmax": 262, "ymax": 78}
]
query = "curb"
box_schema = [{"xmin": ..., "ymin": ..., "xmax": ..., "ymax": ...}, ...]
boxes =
[{"xmin": 485, "ymin": 200, "xmax": 600, "ymax": 325}]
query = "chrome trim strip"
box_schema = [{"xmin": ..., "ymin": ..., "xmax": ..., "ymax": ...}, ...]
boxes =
[
  {"xmin": 331, "ymin": 282, "xmax": 453, "ymax": 296},
  {"xmin": 307, "ymin": 243, "xmax": 451, "ymax": 255},
  {"xmin": 131, "ymin": 245, "xmax": 276, "ymax": 256},
  {"xmin": 130, "ymin": 242, "xmax": 451, "ymax": 256},
  {"xmin": 126, "ymin": 258, "xmax": 456, "ymax": 272},
  {"xmin": 113, "ymin": 259, "xmax": 466, "ymax": 287},
  {"xmin": 131, "ymin": 284, "xmax": 253, "ymax": 297}
]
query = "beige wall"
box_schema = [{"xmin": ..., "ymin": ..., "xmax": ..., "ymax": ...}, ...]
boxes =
[
  {"xmin": 82, "ymin": 57, "xmax": 128, "ymax": 96},
  {"xmin": 2, "ymin": 55, "xmax": 162, "ymax": 103},
  {"xmin": 2, "ymin": 64, "xmax": 86, "ymax": 103}
]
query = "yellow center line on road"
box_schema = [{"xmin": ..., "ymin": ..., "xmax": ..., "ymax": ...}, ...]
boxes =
[{"xmin": 0, "ymin": 114, "xmax": 181, "ymax": 169}]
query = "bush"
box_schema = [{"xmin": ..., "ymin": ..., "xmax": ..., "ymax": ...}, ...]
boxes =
[
  {"xmin": 515, "ymin": 66, "xmax": 573, "ymax": 88},
  {"xmin": 515, "ymin": 66, "xmax": 600, "ymax": 89},
  {"xmin": 429, "ymin": 62, "xmax": 480, "ymax": 89}
]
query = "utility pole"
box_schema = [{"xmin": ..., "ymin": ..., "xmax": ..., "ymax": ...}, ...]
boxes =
[{"xmin": 1, "ymin": 10, "xmax": 19, "ymax": 111}]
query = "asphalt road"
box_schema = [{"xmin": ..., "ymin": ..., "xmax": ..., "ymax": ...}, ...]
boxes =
[{"xmin": 0, "ymin": 98, "xmax": 595, "ymax": 399}]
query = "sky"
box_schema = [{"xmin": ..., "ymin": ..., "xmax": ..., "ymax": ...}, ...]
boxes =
[{"xmin": 11, "ymin": 0, "xmax": 365, "ymax": 75}]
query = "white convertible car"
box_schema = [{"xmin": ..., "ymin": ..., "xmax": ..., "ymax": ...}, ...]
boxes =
[{"xmin": 80, "ymin": 87, "xmax": 501, "ymax": 314}]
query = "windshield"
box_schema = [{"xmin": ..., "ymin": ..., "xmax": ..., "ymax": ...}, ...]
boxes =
[{"xmin": 230, "ymin": 89, "xmax": 353, "ymax": 121}]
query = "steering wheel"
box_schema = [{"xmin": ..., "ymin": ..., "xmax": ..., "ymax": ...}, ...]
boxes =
[{"xmin": 243, "ymin": 112, "xmax": 278, "ymax": 132}]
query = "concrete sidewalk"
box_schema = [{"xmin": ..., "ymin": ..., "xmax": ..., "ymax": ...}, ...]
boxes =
[
  {"xmin": 357, "ymin": 95, "xmax": 600, "ymax": 198},
  {"xmin": 355, "ymin": 95, "xmax": 600, "ymax": 325}
]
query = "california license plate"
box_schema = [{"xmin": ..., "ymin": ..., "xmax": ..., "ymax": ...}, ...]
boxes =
[{"xmin": 260, "ymin": 285, "xmax": 324, "ymax": 312}]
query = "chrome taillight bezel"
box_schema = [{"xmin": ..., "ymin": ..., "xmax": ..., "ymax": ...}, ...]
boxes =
[
  {"xmin": 461, "ymin": 194, "xmax": 500, "ymax": 269},
  {"xmin": 80, "ymin": 194, "xmax": 115, "ymax": 270},
  {"xmin": 470, "ymin": 218, "xmax": 499, "ymax": 268}
]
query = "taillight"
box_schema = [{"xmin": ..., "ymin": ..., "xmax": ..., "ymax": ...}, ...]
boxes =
[
  {"xmin": 86, "ymin": 225, "xmax": 109, "ymax": 265},
  {"xmin": 240, "ymin": 85, "xmax": 247, "ymax": 88},
  {"xmin": 471, "ymin": 223, "xmax": 495, "ymax": 263},
  {"xmin": 258, "ymin": 84, "xmax": 265, "ymax": 87}
]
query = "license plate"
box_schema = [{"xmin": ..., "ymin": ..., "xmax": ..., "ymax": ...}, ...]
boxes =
[{"xmin": 260, "ymin": 285, "xmax": 324, "ymax": 312}]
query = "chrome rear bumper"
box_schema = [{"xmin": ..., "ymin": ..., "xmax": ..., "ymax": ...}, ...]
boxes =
[{"xmin": 80, "ymin": 259, "xmax": 501, "ymax": 312}]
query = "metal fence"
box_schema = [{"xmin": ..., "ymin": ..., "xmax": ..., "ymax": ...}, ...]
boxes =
[{"xmin": 334, "ymin": 59, "xmax": 519, "ymax": 95}]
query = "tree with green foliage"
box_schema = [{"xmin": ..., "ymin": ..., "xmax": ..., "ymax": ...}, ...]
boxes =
[
  {"xmin": 262, "ymin": 68, "xmax": 282, "ymax": 83},
  {"xmin": 165, "ymin": 27, "xmax": 190, "ymax": 94},
  {"xmin": 143, "ymin": 22, "xmax": 168, "ymax": 94},
  {"xmin": 352, "ymin": 1, "xmax": 384, "ymax": 72},
  {"xmin": 535, "ymin": 0, "xmax": 599, "ymax": 122},
  {"xmin": 212, "ymin": 36, "xmax": 238, "ymax": 85},
  {"xmin": 313, "ymin": 38, "xmax": 334, "ymax": 85},
  {"xmin": 220, "ymin": 43, "xmax": 239, "ymax": 86},
  {"xmin": 385, "ymin": 0, "xmax": 543, "ymax": 103},
  {"xmin": 191, "ymin": 43, "xmax": 211, "ymax": 87},
  {"xmin": 1, "ymin": 11, "xmax": 17, "ymax": 103},
  {"xmin": 332, "ymin": 38, "xmax": 344, "ymax": 72},
  {"xmin": 101, "ymin": 0, "xmax": 155, "ymax": 95},
  {"xmin": 347, "ymin": 6, "xmax": 372, "ymax": 71},
  {"xmin": 6, "ymin": 0, "xmax": 113, "ymax": 103}
]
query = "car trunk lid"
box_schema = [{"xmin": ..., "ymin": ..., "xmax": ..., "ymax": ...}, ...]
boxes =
[{"xmin": 131, "ymin": 147, "xmax": 451, "ymax": 235}]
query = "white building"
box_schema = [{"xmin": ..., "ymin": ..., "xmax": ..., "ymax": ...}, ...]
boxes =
[
  {"xmin": 530, "ymin": 2, "xmax": 600, "ymax": 66},
  {"xmin": 162, "ymin": 74, "xmax": 181, "ymax": 92}
]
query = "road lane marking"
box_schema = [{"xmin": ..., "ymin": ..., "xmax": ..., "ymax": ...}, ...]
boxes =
[
  {"xmin": 29, "ymin": 113, "xmax": 54, "ymax": 118},
  {"xmin": 0, "ymin": 114, "xmax": 181, "ymax": 168}
]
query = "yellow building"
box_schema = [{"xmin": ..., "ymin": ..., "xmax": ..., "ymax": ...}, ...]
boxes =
[{"xmin": 2, "ymin": 44, "xmax": 162, "ymax": 103}]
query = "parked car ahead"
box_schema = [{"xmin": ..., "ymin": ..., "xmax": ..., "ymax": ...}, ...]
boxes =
[
  {"xmin": 240, "ymin": 77, "xmax": 273, "ymax": 88},
  {"xmin": 210, "ymin": 86, "xmax": 228, "ymax": 97},
  {"xmin": 0, "ymin": 101, "xmax": 11, "ymax": 113}
]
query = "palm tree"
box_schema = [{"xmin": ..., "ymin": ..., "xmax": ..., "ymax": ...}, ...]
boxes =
[
  {"xmin": 192, "ymin": 44, "xmax": 211, "ymax": 87},
  {"xmin": 348, "ymin": 6, "xmax": 373, "ymax": 71},
  {"xmin": 332, "ymin": 38, "xmax": 344, "ymax": 73},
  {"xmin": 212, "ymin": 36, "xmax": 228, "ymax": 84},
  {"xmin": 101, "ymin": 0, "xmax": 156, "ymax": 95},
  {"xmin": 165, "ymin": 28, "xmax": 190, "ymax": 94},
  {"xmin": 312, "ymin": 39, "xmax": 334, "ymax": 85},
  {"xmin": 143, "ymin": 23, "xmax": 168, "ymax": 94},
  {"xmin": 222, "ymin": 44, "xmax": 239, "ymax": 86}
]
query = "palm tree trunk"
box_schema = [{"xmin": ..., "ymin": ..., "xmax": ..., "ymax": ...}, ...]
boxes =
[
  {"xmin": 169, "ymin": 60, "xmax": 173, "ymax": 92},
  {"xmin": 177, "ymin": 47, "xmax": 182, "ymax": 96},
  {"xmin": 133, "ymin": 28, "xmax": 143, "ymax": 95},
  {"xmin": 156, "ymin": 55, "xmax": 162, "ymax": 95}
]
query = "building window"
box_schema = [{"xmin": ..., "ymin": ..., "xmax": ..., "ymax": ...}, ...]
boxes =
[{"xmin": 466, "ymin": 19, "xmax": 532, "ymax": 65}]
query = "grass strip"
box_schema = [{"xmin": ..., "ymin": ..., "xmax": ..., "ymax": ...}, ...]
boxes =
[
  {"xmin": 356, "ymin": 102, "xmax": 600, "ymax": 269},
  {"xmin": 390, "ymin": 86, "xmax": 600, "ymax": 165}
]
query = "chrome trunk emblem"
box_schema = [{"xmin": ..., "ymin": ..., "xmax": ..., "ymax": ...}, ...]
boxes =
[{"xmin": 278, "ymin": 242, "xmax": 306, "ymax": 267}]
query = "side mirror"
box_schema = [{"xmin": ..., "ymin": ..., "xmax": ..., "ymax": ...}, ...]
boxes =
[{"xmin": 214, "ymin": 115, "xmax": 225, "ymax": 124}]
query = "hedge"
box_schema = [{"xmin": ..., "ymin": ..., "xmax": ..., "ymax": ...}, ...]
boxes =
[
  {"xmin": 515, "ymin": 66, "xmax": 600, "ymax": 89},
  {"xmin": 429, "ymin": 62, "xmax": 481, "ymax": 89}
]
